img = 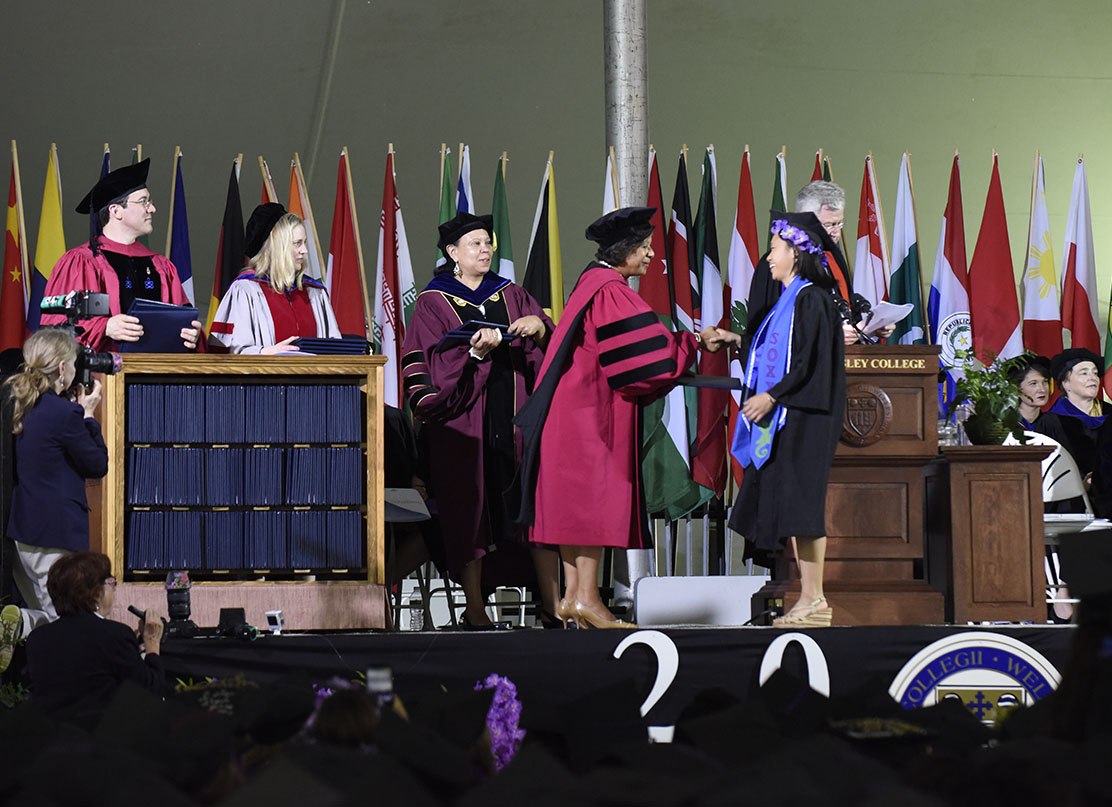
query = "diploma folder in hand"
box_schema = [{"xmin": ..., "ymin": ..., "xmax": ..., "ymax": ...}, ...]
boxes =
[
  {"xmin": 435, "ymin": 320, "xmax": 518, "ymax": 352},
  {"xmin": 118, "ymin": 299, "xmax": 199, "ymax": 353}
]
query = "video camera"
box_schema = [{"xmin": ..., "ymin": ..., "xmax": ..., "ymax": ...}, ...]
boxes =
[{"xmin": 39, "ymin": 291, "xmax": 122, "ymax": 387}]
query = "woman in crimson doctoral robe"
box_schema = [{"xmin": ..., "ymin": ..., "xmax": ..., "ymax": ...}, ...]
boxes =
[
  {"xmin": 517, "ymin": 207, "xmax": 721, "ymax": 630},
  {"xmin": 401, "ymin": 212, "xmax": 558, "ymax": 629},
  {"xmin": 707, "ymin": 211, "xmax": 845, "ymax": 628},
  {"xmin": 208, "ymin": 203, "xmax": 341, "ymax": 354}
]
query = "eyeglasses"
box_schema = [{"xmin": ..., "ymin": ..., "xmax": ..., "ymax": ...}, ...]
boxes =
[
  {"xmin": 121, "ymin": 197, "xmax": 153, "ymax": 210},
  {"xmin": 104, "ymin": 577, "xmax": 118, "ymax": 588},
  {"xmin": 821, "ymin": 221, "xmax": 845, "ymax": 232}
]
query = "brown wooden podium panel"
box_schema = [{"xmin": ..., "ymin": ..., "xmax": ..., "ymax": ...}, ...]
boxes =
[
  {"xmin": 753, "ymin": 345, "xmax": 945, "ymax": 625},
  {"xmin": 925, "ymin": 446, "xmax": 1050, "ymax": 624},
  {"xmin": 839, "ymin": 345, "xmax": 938, "ymax": 458}
]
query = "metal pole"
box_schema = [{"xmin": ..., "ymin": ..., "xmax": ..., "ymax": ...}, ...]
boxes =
[
  {"xmin": 606, "ymin": 2, "xmax": 653, "ymax": 607},
  {"xmin": 604, "ymin": 0, "xmax": 648, "ymax": 214}
]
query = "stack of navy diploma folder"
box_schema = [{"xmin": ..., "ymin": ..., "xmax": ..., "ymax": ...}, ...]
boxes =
[
  {"xmin": 123, "ymin": 380, "xmax": 367, "ymax": 573},
  {"xmin": 118, "ymin": 298, "xmax": 200, "ymax": 353},
  {"xmin": 290, "ymin": 336, "xmax": 370, "ymax": 355}
]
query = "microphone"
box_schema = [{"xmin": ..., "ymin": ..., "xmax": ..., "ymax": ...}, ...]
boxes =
[
  {"xmin": 127, "ymin": 605, "xmax": 146, "ymax": 620},
  {"xmin": 850, "ymin": 293, "xmax": 873, "ymax": 322}
]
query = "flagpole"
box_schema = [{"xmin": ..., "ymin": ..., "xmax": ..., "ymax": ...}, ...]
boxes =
[
  {"xmin": 501, "ymin": 151, "xmax": 508, "ymax": 182},
  {"xmin": 259, "ymin": 156, "xmax": 279, "ymax": 203},
  {"xmin": 164, "ymin": 146, "xmax": 180, "ymax": 257},
  {"xmin": 458, "ymin": 142, "xmax": 465, "ymax": 185},
  {"xmin": 293, "ymin": 152, "xmax": 326, "ymax": 282},
  {"xmin": 342, "ymin": 146, "xmax": 372, "ymax": 336},
  {"xmin": 904, "ymin": 150, "xmax": 927, "ymax": 335},
  {"xmin": 10, "ymin": 141, "xmax": 28, "ymax": 299},
  {"xmin": 438, "ymin": 144, "xmax": 446, "ymax": 208},
  {"xmin": 608, "ymin": 144, "xmax": 621, "ymax": 208},
  {"xmin": 1024, "ymin": 150, "xmax": 1039, "ymax": 293},
  {"xmin": 135, "ymin": 144, "xmax": 142, "ymax": 162}
]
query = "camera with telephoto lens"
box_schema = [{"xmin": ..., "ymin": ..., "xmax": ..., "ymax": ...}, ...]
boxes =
[{"xmin": 38, "ymin": 291, "xmax": 122, "ymax": 387}]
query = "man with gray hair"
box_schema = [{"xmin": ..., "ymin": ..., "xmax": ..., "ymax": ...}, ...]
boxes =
[{"xmin": 747, "ymin": 180, "xmax": 891, "ymax": 345}]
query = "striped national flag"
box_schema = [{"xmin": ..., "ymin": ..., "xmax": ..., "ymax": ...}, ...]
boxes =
[
  {"xmin": 206, "ymin": 156, "xmax": 245, "ymax": 331},
  {"xmin": 1060, "ymin": 156, "xmax": 1099, "ymax": 353},
  {"xmin": 889, "ymin": 152, "xmax": 925, "ymax": 345},
  {"xmin": 522, "ymin": 152, "xmax": 563, "ymax": 322},
  {"xmin": 928, "ymin": 153, "xmax": 971, "ymax": 402},
  {"xmin": 1021, "ymin": 151, "xmax": 1062, "ymax": 357},
  {"xmin": 491, "ymin": 153, "xmax": 515, "ymax": 282}
]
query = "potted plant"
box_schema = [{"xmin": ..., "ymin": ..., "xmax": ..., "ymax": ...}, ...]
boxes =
[{"xmin": 949, "ymin": 350, "xmax": 1029, "ymax": 445}]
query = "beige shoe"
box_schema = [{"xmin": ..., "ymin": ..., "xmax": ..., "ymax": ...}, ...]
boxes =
[{"xmin": 772, "ymin": 598, "xmax": 833, "ymax": 628}]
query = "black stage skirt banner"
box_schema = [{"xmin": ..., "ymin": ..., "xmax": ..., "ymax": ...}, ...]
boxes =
[{"xmin": 161, "ymin": 625, "xmax": 1073, "ymax": 730}]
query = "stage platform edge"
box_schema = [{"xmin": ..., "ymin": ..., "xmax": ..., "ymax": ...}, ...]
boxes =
[{"xmin": 110, "ymin": 581, "xmax": 388, "ymax": 631}]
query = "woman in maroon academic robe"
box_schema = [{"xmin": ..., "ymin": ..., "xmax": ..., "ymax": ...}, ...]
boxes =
[
  {"xmin": 522, "ymin": 207, "xmax": 721, "ymax": 629},
  {"xmin": 401, "ymin": 212, "xmax": 558, "ymax": 629}
]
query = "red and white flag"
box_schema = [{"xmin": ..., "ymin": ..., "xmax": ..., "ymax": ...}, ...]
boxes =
[
  {"xmin": 1020, "ymin": 152, "xmax": 1062, "ymax": 357},
  {"xmin": 372, "ymin": 149, "xmax": 416, "ymax": 407},
  {"xmin": 810, "ymin": 149, "xmax": 823, "ymax": 182},
  {"xmin": 1060, "ymin": 156, "xmax": 1100, "ymax": 353},
  {"xmin": 852, "ymin": 153, "xmax": 890, "ymax": 309},
  {"xmin": 725, "ymin": 147, "xmax": 758, "ymax": 488},
  {"xmin": 969, "ymin": 152, "xmax": 1022, "ymax": 360},
  {"xmin": 326, "ymin": 147, "xmax": 370, "ymax": 337}
]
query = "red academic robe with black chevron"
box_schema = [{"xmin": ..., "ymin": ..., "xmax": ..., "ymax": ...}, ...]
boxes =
[{"xmin": 531, "ymin": 264, "xmax": 698, "ymax": 549}]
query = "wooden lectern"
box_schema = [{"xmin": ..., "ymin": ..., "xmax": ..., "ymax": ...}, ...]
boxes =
[{"xmin": 755, "ymin": 345, "xmax": 946, "ymax": 625}]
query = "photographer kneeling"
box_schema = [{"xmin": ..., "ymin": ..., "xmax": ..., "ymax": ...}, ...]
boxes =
[
  {"xmin": 1, "ymin": 328, "xmax": 108, "ymax": 672},
  {"xmin": 26, "ymin": 552, "xmax": 165, "ymax": 717}
]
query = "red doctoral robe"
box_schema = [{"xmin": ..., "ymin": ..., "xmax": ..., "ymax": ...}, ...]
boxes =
[
  {"xmin": 40, "ymin": 236, "xmax": 195, "ymax": 351},
  {"xmin": 531, "ymin": 264, "xmax": 698, "ymax": 549}
]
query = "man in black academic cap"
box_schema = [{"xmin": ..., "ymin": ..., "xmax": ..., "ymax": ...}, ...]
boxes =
[{"xmin": 39, "ymin": 159, "xmax": 202, "ymax": 351}]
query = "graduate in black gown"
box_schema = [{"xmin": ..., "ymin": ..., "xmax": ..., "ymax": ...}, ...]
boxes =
[{"xmin": 703, "ymin": 212, "xmax": 845, "ymax": 627}]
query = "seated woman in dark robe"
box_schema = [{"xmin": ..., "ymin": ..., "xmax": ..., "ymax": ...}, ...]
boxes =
[
  {"xmin": 1009, "ymin": 355, "xmax": 1050, "ymax": 431},
  {"xmin": 1035, "ymin": 348, "xmax": 1109, "ymax": 504},
  {"xmin": 705, "ymin": 212, "xmax": 845, "ymax": 627}
]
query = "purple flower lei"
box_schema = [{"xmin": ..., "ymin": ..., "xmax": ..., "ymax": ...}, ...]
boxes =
[
  {"xmin": 770, "ymin": 219, "xmax": 824, "ymax": 256},
  {"xmin": 475, "ymin": 673, "xmax": 526, "ymax": 771}
]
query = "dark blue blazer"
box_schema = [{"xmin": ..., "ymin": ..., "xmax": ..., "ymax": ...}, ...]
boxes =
[
  {"xmin": 26, "ymin": 612, "xmax": 165, "ymax": 715},
  {"xmin": 7, "ymin": 391, "xmax": 108, "ymax": 551}
]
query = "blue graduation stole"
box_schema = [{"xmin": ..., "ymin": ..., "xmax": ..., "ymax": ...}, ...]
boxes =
[{"xmin": 731, "ymin": 275, "xmax": 810, "ymax": 469}]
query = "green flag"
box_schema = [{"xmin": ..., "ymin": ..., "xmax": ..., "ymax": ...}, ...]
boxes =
[
  {"xmin": 890, "ymin": 152, "xmax": 926, "ymax": 344},
  {"xmin": 491, "ymin": 156, "xmax": 514, "ymax": 281}
]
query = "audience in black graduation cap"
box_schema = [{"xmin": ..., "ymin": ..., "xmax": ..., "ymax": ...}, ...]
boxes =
[{"xmin": 24, "ymin": 551, "xmax": 165, "ymax": 717}]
